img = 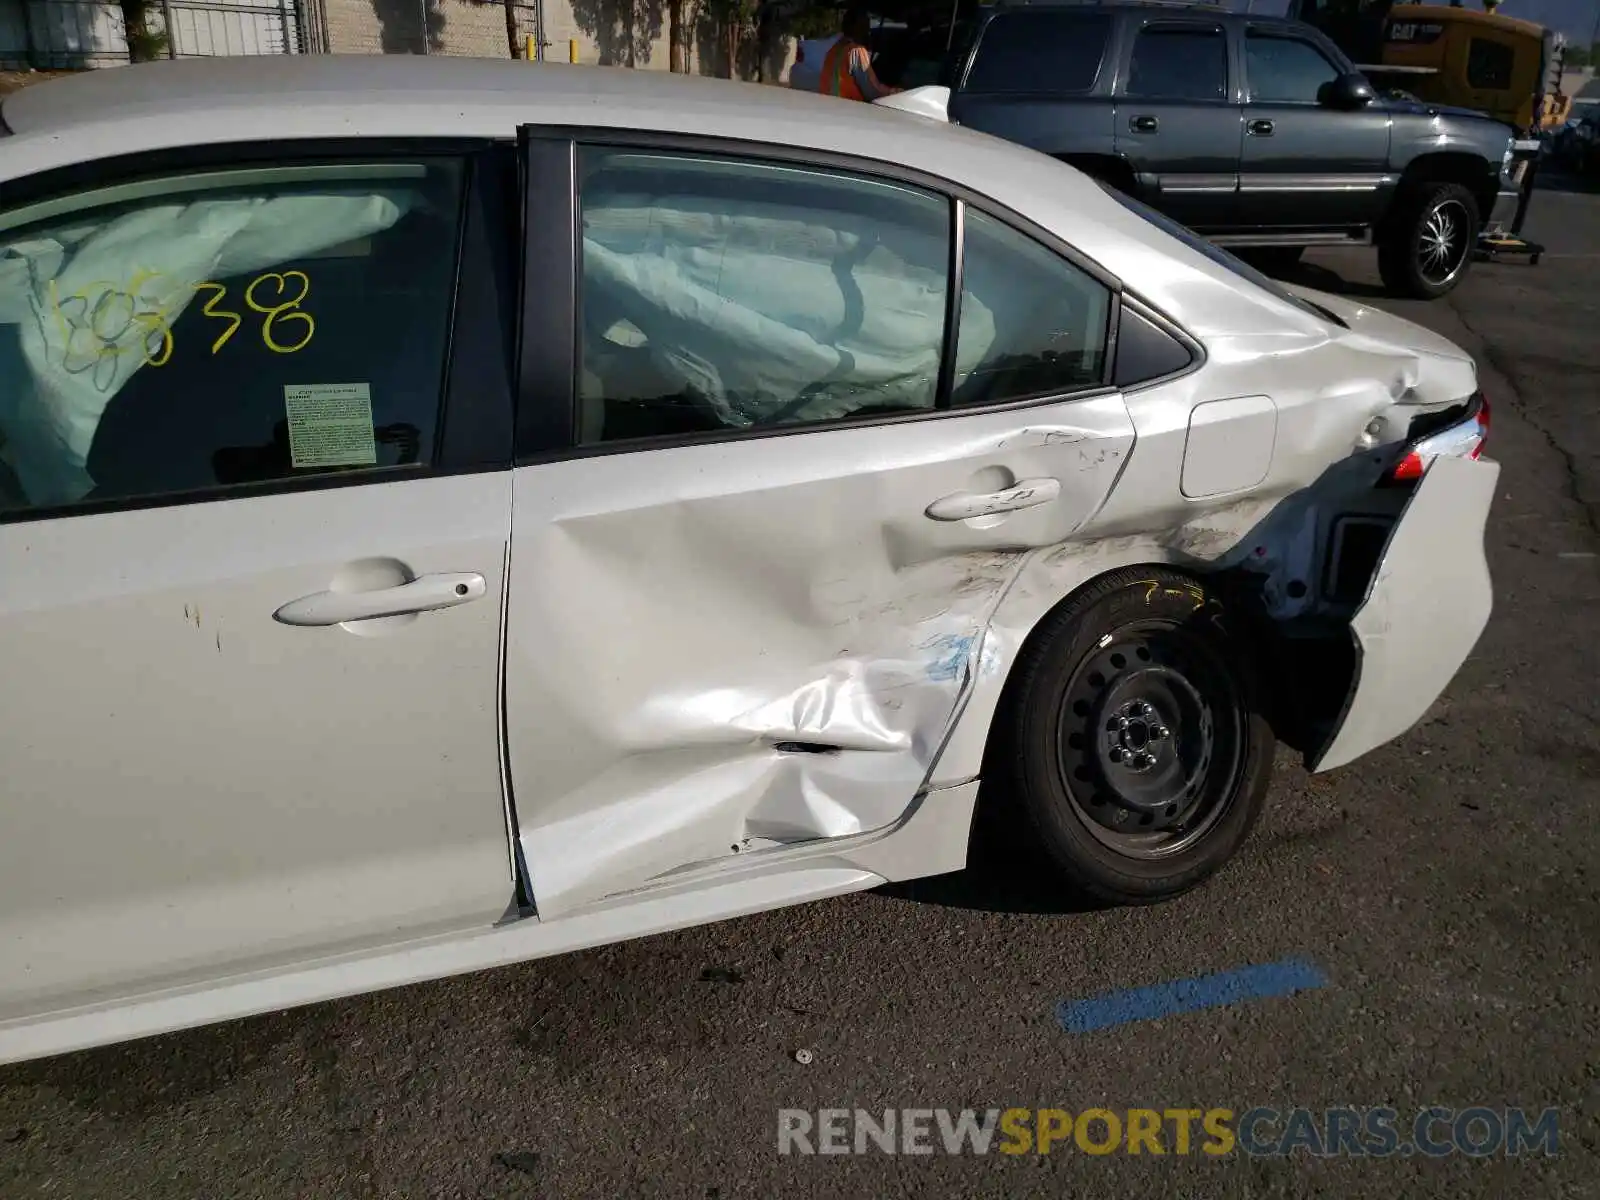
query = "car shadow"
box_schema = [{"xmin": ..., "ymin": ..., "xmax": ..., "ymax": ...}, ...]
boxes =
[
  {"xmin": 873, "ymin": 822, "xmax": 1113, "ymax": 916},
  {"xmin": 1270, "ymin": 258, "xmax": 1391, "ymax": 300}
]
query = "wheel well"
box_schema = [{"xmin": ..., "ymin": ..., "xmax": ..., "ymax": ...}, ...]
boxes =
[
  {"xmin": 1395, "ymin": 152, "xmax": 1498, "ymax": 226},
  {"xmin": 975, "ymin": 561, "xmax": 1356, "ymax": 782}
]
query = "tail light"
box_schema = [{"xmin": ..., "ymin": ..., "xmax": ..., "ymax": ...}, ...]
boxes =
[{"xmin": 1389, "ymin": 391, "xmax": 1490, "ymax": 482}]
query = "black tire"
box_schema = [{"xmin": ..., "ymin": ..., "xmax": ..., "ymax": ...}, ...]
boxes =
[
  {"xmin": 987, "ymin": 567, "xmax": 1275, "ymax": 905},
  {"xmin": 1377, "ymin": 181, "xmax": 1480, "ymax": 299},
  {"xmin": 1235, "ymin": 246, "xmax": 1304, "ymax": 274}
]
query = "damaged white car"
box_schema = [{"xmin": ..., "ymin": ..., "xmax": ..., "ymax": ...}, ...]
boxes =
[{"xmin": 0, "ymin": 59, "xmax": 1495, "ymax": 1064}]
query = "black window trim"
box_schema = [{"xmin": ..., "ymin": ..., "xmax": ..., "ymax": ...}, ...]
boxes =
[
  {"xmin": 515, "ymin": 124, "xmax": 1126, "ymax": 465},
  {"xmin": 1115, "ymin": 292, "xmax": 1206, "ymax": 392},
  {"xmin": 0, "ymin": 137, "xmax": 516, "ymax": 527}
]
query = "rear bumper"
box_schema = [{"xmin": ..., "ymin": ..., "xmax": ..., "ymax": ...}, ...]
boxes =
[{"xmin": 1311, "ymin": 454, "xmax": 1498, "ymax": 772}]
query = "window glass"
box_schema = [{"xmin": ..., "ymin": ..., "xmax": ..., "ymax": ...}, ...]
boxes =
[
  {"xmin": 576, "ymin": 148, "xmax": 952, "ymax": 443},
  {"xmin": 1246, "ymin": 33, "xmax": 1341, "ymax": 103},
  {"xmin": 0, "ymin": 159, "xmax": 463, "ymax": 515},
  {"xmin": 964, "ymin": 13, "xmax": 1111, "ymax": 95},
  {"xmin": 1127, "ymin": 27, "xmax": 1228, "ymax": 102},
  {"xmin": 952, "ymin": 209, "xmax": 1111, "ymax": 406},
  {"xmin": 1467, "ymin": 38, "xmax": 1514, "ymax": 90}
]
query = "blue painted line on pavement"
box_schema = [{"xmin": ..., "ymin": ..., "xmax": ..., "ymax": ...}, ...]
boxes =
[{"xmin": 1056, "ymin": 957, "xmax": 1328, "ymax": 1034}]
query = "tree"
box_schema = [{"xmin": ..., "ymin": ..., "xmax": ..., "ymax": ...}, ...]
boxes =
[
  {"xmin": 120, "ymin": 0, "xmax": 172, "ymax": 60},
  {"xmin": 671, "ymin": 0, "xmax": 687, "ymax": 71}
]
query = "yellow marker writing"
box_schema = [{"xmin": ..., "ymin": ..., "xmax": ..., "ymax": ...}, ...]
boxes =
[{"xmin": 244, "ymin": 270, "xmax": 315, "ymax": 354}]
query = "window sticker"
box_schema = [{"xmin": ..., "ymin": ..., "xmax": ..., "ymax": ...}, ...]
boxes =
[{"xmin": 284, "ymin": 383, "xmax": 377, "ymax": 469}]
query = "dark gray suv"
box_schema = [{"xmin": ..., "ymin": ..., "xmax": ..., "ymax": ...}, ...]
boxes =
[{"xmin": 943, "ymin": 1, "xmax": 1524, "ymax": 298}]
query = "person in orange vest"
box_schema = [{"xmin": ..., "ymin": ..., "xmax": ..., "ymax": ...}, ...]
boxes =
[{"xmin": 818, "ymin": 6, "xmax": 903, "ymax": 102}]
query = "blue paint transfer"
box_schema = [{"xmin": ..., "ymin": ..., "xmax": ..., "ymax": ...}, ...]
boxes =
[
  {"xmin": 923, "ymin": 633, "xmax": 976, "ymax": 683},
  {"xmin": 1056, "ymin": 958, "xmax": 1328, "ymax": 1034}
]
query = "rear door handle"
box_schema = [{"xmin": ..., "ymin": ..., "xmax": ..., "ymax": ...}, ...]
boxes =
[
  {"xmin": 925, "ymin": 478, "xmax": 1062, "ymax": 522},
  {"xmin": 273, "ymin": 572, "xmax": 487, "ymax": 626},
  {"xmin": 1130, "ymin": 115, "xmax": 1159, "ymax": 133},
  {"xmin": 1248, "ymin": 118, "xmax": 1275, "ymax": 137}
]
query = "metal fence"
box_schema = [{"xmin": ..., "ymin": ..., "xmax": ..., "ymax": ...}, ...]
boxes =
[
  {"xmin": 0, "ymin": 0, "xmax": 313, "ymax": 68},
  {"xmin": 164, "ymin": 0, "xmax": 304, "ymax": 55},
  {"xmin": 1, "ymin": 0, "xmax": 128, "ymax": 69}
]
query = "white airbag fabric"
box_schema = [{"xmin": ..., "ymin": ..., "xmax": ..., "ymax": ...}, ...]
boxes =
[
  {"xmin": 582, "ymin": 198, "xmax": 996, "ymax": 428},
  {"xmin": 0, "ymin": 191, "xmax": 415, "ymax": 505}
]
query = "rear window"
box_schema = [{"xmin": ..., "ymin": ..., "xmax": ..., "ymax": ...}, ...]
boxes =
[{"xmin": 963, "ymin": 12, "xmax": 1111, "ymax": 95}]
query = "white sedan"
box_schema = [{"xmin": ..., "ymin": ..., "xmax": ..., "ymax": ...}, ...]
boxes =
[{"xmin": 0, "ymin": 58, "xmax": 1495, "ymax": 1064}]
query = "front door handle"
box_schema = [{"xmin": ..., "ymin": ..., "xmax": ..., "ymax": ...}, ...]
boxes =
[
  {"xmin": 1247, "ymin": 118, "xmax": 1275, "ymax": 137},
  {"xmin": 1130, "ymin": 114, "xmax": 1159, "ymax": 133},
  {"xmin": 273, "ymin": 572, "xmax": 487, "ymax": 627},
  {"xmin": 925, "ymin": 478, "xmax": 1062, "ymax": 522}
]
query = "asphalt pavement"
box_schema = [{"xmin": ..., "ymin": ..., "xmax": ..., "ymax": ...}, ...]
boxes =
[{"xmin": 2, "ymin": 179, "xmax": 1598, "ymax": 1200}]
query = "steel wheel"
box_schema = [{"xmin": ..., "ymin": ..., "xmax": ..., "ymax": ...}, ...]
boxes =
[
  {"xmin": 1054, "ymin": 621, "xmax": 1246, "ymax": 860},
  {"xmin": 987, "ymin": 567, "xmax": 1277, "ymax": 904}
]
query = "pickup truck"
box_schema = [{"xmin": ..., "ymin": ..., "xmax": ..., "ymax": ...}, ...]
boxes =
[{"xmin": 939, "ymin": 1, "xmax": 1525, "ymax": 298}]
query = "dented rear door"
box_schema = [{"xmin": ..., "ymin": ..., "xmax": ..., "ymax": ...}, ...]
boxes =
[{"xmin": 502, "ymin": 132, "xmax": 1136, "ymax": 916}]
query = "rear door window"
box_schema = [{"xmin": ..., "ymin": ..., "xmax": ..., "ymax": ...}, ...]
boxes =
[
  {"xmin": 0, "ymin": 158, "xmax": 464, "ymax": 514},
  {"xmin": 963, "ymin": 12, "xmax": 1111, "ymax": 95},
  {"xmin": 1126, "ymin": 26, "xmax": 1229, "ymax": 102}
]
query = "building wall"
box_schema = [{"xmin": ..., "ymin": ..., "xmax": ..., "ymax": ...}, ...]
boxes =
[{"xmin": 324, "ymin": 0, "xmax": 797, "ymax": 81}]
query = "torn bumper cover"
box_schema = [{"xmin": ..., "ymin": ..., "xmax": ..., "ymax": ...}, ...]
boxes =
[{"xmin": 1312, "ymin": 453, "xmax": 1499, "ymax": 772}]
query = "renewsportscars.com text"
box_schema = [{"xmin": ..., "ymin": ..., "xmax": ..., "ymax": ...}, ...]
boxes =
[{"xmin": 777, "ymin": 1106, "xmax": 1560, "ymax": 1158}]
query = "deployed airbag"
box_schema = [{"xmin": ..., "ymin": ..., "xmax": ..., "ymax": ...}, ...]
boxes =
[
  {"xmin": 582, "ymin": 197, "xmax": 996, "ymax": 428},
  {"xmin": 0, "ymin": 190, "xmax": 416, "ymax": 506}
]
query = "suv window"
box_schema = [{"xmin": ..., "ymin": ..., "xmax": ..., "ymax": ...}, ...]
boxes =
[
  {"xmin": 0, "ymin": 158, "xmax": 464, "ymax": 515},
  {"xmin": 953, "ymin": 209, "xmax": 1111, "ymax": 405},
  {"xmin": 576, "ymin": 147, "xmax": 952, "ymax": 443},
  {"xmin": 1246, "ymin": 32, "xmax": 1341, "ymax": 103},
  {"xmin": 963, "ymin": 12, "xmax": 1111, "ymax": 95},
  {"xmin": 1467, "ymin": 38, "xmax": 1514, "ymax": 89},
  {"xmin": 1127, "ymin": 26, "xmax": 1229, "ymax": 103}
]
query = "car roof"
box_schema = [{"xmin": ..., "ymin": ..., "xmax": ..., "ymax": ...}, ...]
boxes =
[
  {"xmin": 0, "ymin": 55, "xmax": 1113, "ymax": 211},
  {"xmin": 0, "ymin": 56, "xmax": 1326, "ymax": 341},
  {"xmin": 0, "ymin": 54, "xmax": 863, "ymax": 139}
]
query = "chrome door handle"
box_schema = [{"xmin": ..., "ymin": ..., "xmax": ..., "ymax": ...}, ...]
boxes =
[
  {"xmin": 1248, "ymin": 118, "xmax": 1275, "ymax": 137},
  {"xmin": 1130, "ymin": 115, "xmax": 1159, "ymax": 133},
  {"xmin": 925, "ymin": 478, "xmax": 1062, "ymax": 522},
  {"xmin": 273, "ymin": 572, "xmax": 487, "ymax": 626}
]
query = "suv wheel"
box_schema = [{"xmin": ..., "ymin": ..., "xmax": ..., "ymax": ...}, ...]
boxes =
[
  {"xmin": 985, "ymin": 568, "xmax": 1276, "ymax": 905},
  {"xmin": 1378, "ymin": 181, "xmax": 1480, "ymax": 299}
]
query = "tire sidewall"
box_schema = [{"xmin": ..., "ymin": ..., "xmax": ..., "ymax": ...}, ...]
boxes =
[
  {"xmin": 1380, "ymin": 181, "xmax": 1481, "ymax": 300},
  {"xmin": 1008, "ymin": 571, "xmax": 1275, "ymax": 903}
]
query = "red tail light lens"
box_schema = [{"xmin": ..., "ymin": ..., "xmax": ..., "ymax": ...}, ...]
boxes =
[{"xmin": 1389, "ymin": 392, "xmax": 1490, "ymax": 482}]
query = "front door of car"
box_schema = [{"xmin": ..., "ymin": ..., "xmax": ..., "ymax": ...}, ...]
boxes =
[
  {"xmin": 502, "ymin": 136, "xmax": 1137, "ymax": 917},
  {"xmin": 1236, "ymin": 27, "xmax": 1394, "ymax": 229},
  {"xmin": 0, "ymin": 146, "xmax": 518, "ymax": 1025},
  {"xmin": 1112, "ymin": 19, "xmax": 1243, "ymax": 233}
]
